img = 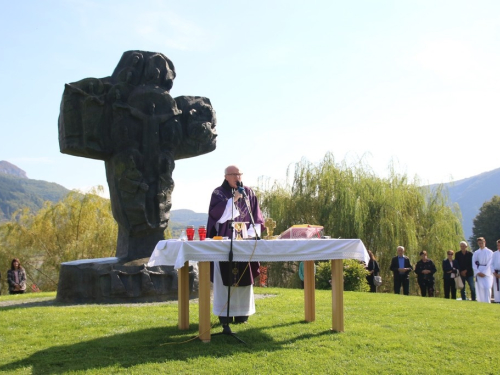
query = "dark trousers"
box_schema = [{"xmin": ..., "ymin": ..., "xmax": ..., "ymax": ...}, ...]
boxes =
[
  {"xmin": 443, "ymin": 278, "xmax": 456, "ymax": 299},
  {"xmin": 9, "ymin": 290, "xmax": 25, "ymax": 295},
  {"xmin": 366, "ymin": 275, "xmax": 376, "ymax": 293},
  {"xmin": 394, "ymin": 274, "xmax": 409, "ymax": 295},
  {"xmin": 418, "ymin": 279, "xmax": 435, "ymax": 297}
]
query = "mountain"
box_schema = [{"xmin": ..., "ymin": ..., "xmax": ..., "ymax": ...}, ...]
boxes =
[
  {"xmin": 429, "ymin": 167, "xmax": 500, "ymax": 241},
  {"xmin": 0, "ymin": 161, "xmax": 27, "ymax": 178},
  {"xmin": 169, "ymin": 209, "xmax": 208, "ymax": 225},
  {"xmin": 0, "ymin": 161, "xmax": 70, "ymax": 221},
  {"xmin": 168, "ymin": 209, "xmax": 208, "ymax": 238}
]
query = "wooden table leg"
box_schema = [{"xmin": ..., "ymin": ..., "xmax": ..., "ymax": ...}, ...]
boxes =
[
  {"xmin": 178, "ymin": 261, "xmax": 189, "ymax": 330},
  {"xmin": 198, "ymin": 261, "xmax": 211, "ymax": 342},
  {"xmin": 331, "ymin": 259, "xmax": 344, "ymax": 332},
  {"xmin": 304, "ymin": 260, "xmax": 315, "ymax": 322}
]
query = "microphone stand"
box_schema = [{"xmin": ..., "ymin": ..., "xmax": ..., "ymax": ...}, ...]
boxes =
[{"xmin": 211, "ymin": 188, "xmax": 246, "ymax": 344}]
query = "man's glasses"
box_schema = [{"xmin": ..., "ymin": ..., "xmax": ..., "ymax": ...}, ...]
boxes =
[{"xmin": 226, "ymin": 173, "xmax": 243, "ymax": 177}]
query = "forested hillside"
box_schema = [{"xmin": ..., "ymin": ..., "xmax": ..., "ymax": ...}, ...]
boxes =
[
  {"xmin": 430, "ymin": 167, "xmax": 500, "ymax": 240},
  {"xmin": 0, "ymin": 173, "xmax": 69, "ymax": 222}
]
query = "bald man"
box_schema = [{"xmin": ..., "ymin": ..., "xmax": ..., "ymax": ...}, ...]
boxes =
[
  {"xmin": 389, "ymin": 246, "xmax": 413, "ymax": 295},
  {"xmin": 206, "ymin": 165, "xmax": 265, "ymax": 324}
]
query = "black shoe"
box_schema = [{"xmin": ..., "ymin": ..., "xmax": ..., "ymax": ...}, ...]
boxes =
[
  {"xmin": 219, "ymin": 316, "xmax": 234, "ymax": 325},
  {"xmin": 234, "ymin": 316, "xmax": 248, "ymax": 324}
]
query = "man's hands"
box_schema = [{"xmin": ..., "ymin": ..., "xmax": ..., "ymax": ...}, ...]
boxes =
[{"xmin": 234, "ymin": 190, "xmax": 243, "ymax": 201}]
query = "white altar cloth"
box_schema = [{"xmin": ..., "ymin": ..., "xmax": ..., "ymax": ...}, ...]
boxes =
[{"xmin": 147, "ymin": 238, "xmax": 369, "ymax": 269}]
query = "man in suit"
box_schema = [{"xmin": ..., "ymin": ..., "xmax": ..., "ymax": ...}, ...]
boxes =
[
  {"xmin": 390, "ymin": 246, "xmax": 413, "ymax": 295},
  {"xmin": 454, "ymin": 241, "xmax": 476, "ymax": 301}
]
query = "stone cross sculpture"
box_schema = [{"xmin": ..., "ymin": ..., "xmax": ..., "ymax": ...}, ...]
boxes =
[{"xmin": 59, "ymin": 50, "xmax": 217, "ymax": 261}]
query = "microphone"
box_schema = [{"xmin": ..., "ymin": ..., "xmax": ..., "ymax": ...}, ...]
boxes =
[{"xmin": 236, "ymin": 181, "xmax": 247, "ymax": 197}]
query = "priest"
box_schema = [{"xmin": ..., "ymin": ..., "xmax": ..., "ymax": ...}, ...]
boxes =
[{"xmin": 207, "ymin": 165, "xmax": 265, "ymax": 324}]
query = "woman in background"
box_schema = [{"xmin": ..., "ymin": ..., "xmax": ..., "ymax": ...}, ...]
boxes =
[
  {"xmin": 442, "ymin": 250, "xmax": 459, "ymax": 299},
  {"xmin": 7, "ymin": 258, "xmax": 26, "ymax": 295},
  {"xmin": 365, "ymin": 250, "xmax": 380, "ymax": 293},
  {"xmin": 415, "ymin": 250, "xmax": 437, "ymax": 297}
]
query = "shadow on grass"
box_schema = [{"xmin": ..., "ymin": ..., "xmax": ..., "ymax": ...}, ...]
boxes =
[
  {"xmin": 0, "ymin": 298, "xmax": 181, "ymax": 311},
  {"xmin": 0, "ymin": 299, "xmax": 59, "ymax": 310},
  {"xmin": 0, "ymin": 320, "xmax": 335, "ymax": 374}
]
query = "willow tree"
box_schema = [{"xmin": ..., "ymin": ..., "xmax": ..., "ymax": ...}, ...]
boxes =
[
  {"xmin": 0, "ymin": 187, "xmax": 117, "ymax": 292},
  {"xmin": 257, "ymin": 153, "xmax": 463, "ymax": 295}
]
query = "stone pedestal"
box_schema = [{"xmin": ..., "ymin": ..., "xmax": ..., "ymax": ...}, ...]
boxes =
[{"xmin": 56, "ymin": 257, "xmax": 198, "ymax": 303}]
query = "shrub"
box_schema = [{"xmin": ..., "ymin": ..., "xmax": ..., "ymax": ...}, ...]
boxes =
[{"xmin": 316, "ymin": 260, "xmax": 370, "ymax": 292}]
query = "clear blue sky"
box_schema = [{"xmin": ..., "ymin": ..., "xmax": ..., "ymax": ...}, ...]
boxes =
[{"xmin": 1, "ymin": 1, "xmax": 499, "ymax": 213}]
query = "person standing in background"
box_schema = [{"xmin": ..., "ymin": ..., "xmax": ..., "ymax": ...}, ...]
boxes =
[
  {"xmin": 7, "ymin": 258, "xmax": 27, "ymax": 295},
  {"xmin": 491, "ymin": 239, "xmax": 500, "ymax": 303},
  {"xmin": 442, "ymin": 250, "xmax": 459, "ymax": 299},
  {"xmin": 472, "ymin": 237, "xmax": 493, "ymax": 303},
  {"xmin": 454, "ymin": 241, "xmax": 476, "ymax": 301},
  {"xmin": 365, "ymin": 250, "xmax": 380, "ymax": 293},
  {"xmin": 415, "ymin": 250, "xmax": 437, "ymax": 297},
  {"xmin": 390, "ymin": 246, "xmax": 413, "ymax": 295}
]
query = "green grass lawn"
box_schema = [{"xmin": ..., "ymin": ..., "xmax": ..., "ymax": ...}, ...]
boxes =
[{"xmin": 0, "ymin": 289, "xmax": 498, "ymax": 374}]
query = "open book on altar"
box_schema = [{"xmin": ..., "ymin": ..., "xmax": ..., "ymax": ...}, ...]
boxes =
[{"xmin": 277, "ymin": 224, "xmax": 324, "ymax": 239}]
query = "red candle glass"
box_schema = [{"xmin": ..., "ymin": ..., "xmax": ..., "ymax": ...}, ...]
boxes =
[
  {"xmin": 186, "ymin": 225, "xmax": 195, "ymax": 241},
  {"xmin": 198, "ymin": 225, "xmax": 206, "ymax": 241}
]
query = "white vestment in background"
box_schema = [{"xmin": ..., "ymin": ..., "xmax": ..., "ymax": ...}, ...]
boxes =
[
  {"xmin": 491, "ymin": 250, "xmax": 500, "ymax": 303},
  {"xmin": 472, "ymin": 247, "xmax": 493, "ymax": 303}
]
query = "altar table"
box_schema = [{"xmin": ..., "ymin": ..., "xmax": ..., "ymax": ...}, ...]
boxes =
[{"xmin": 148, "ymin": 238, "xmax": 369, "ymax": 342}]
